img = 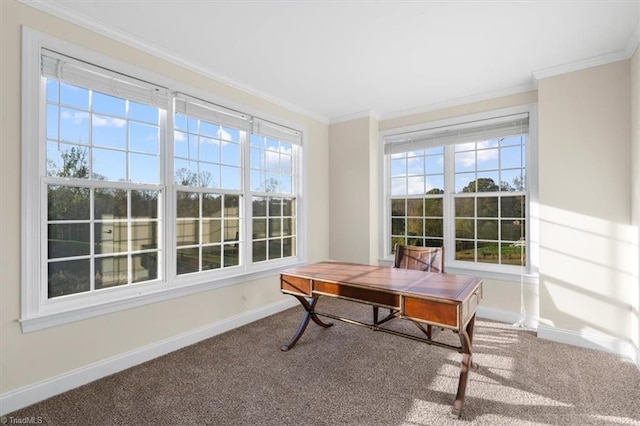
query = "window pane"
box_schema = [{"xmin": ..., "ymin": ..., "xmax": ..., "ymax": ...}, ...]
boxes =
[
  {"xmin": 455, "ymin": 151, "xmax": 475, "ymax": 172},
  {"xmin": 202, "ymin": 246, "xmax": 222, "ymax": 270},
  {"xmin": 268, "ymin": 198, "xmax": 282, "ymax": 216},
  {"xmin": 476, "ymin": 148, "xmax": 499, "ymax": 170},
  {"xmin": 60, "ymin": 108, "xmax": 90, "ymax": 144},
  {"xmin": 391, "ymin": 177, "xmax": 407, "ymax": 196},
  {"xmin": 131, "ymin": 221, "xmax": 158, "ymax": 251},
  {"xmin": 177, "ymin": 220, "xmax": 199, "ymax": 246},
  {"xmin": 476, "ymin": 173, "xmax": 499, "ymax": 192},
  {"xmin": 391, "ymin": 218, "xmax": 405, "ymax": 235},
  {"xmin": 177, "ymin": 192, "xmax": 199, "ymax": 218},
  {"xmin": 95, "ymin": 188, "xmax": 127, "ymax": 220},
  {"xmin": 224, "ymin": 219, "xmax": 239, "ymax": 242},
  {"xmin": 501, "ymin": 195, "xmax": 525, "ymax": 218},
  {"xmin": 46, "ymin": 79, "xmax": 58, "ymax": 102},
  {"xmin": 177, "ymin": 248, "xmax": 199, "ymax": 275},
  {"xmin": 426, "ymin": 155, "xmax": 443, "ymax": 174},
  {"xmin": 425, "ymin": 219, "xmax": 443, "ymax": 238},
  {"xmin": 48, "ymin": 259, "xmax": 90, "ymax": 298},
  {"xmin": 268, "ymin": 239, "xmax": 282, "ymax": 260},
  {"xmin": 202, "ymin": 219, "xmax": 222, "ymax": 244},
  {"xmin": 477, "ymin": 219, "xmax": 498, "ymax": 240},
  {"xmin": 129, "ymin": 101, "xmax": 158, "ymax": 125},
  {"xmin": 407, "ymin": 176, "xmax": 425, "ymax": 195},
  {"xmin": 407, "ymin": 218, "xmax": 423, "ymax": 236},
  {"xmin": 269, "ymin": 218, "xmax": 282, "ymax": 238},
  {"xmin": 426, "ymin": 175, "xmax": 444, "ymax": 194},
  {"xmin": 133, "ymin": 252, "xmax": 158, "ymax": 282},
  {"xmin": 501, "ymin": 146, "xmax": 523, "ymax": 169},
  {"xmin": 283, "ymin": 198, "xmax": 295, "ymax": 216},
  {"xmin": 391, "ymin": 199, "xmax": 405, "ymax": 216},
  {"xmin": 424, "ymin": 198, "xmax": 442, "ymax": 216},
  {"xmin": 253, "ymin": 219, "xmax": 267, "ymax": 239},
  {"xmin": 501, "ymin": 219, "xmax": 525, "ymax": 241},
  {"xmin": 203, "ymin": 194, "xmax": 222, "ymax": 218},
  {"xmin": 48, "ymin": 186, "xmax": 90, "ymax": 221},
  {"xmin": 477, "ymin": 197, "xmax": 498, "ymax": 217},
  {"xmin": 95, "ymin": 255, "xmax": 128, "ymax": 289},
  {"xmin": 93, "ymin": 148, "xmax": 126, "ymax": 181},
  {"xmin": 407, "ymin": 198, "xmax": 424, "ymax": 217},
  {"xmin": 129, "ymin": 153, "xmax": 159, "ymax": 184},
  {"xmin": 454, "ymin": 198, "xmax": 474, "ymax": 218},
  {"xmin": 47, "ymin": 105, "xmax": 59, "ymax": 140},
  {"xmin": 501, "ymin": 243, "xmax": 525, "ymax": 266},
  {"xmin": 92, "ymin": 92, "xmax": 126, "ymax": 117},
  {"xmin": 223, "ymin": 244, "xmax": 240, "ymax": 267},
  {"xmin": 454, "ymin": 240, "xmax": 475, "ymax": 261},
  {"xmin": 225, "ymin": 195, "xmax": 240, "ymax": 217},
  {"xmin": 221, "ymin": 166, "xmax": 241, "ymax": 190},
  {"xmin": 129, "ymin": 122, "xmax": 159, "ymax": 154},
  {"xmin": 455, "ymin": 173, "xmax": 476, "ymax": 193},
  {"xmin": 253, "ymin": 241, "xmax": 267, "ymax": 262},
  {"xmin": 95, "ymin": 222, "xmax": 128, "ymax": 254},
  {"xmin": 283, "ymin": 237, "xmax": 294, "ymax": 257},
  {"xmin": 200, "ymin": 137, "xmax": 220, "ymax": 163},
  {"xmin": 455, "ymin": 219, "xmax": 474, "ymax": 239},
  {"xmin": 253, "ymin": 197, "xmax": 267, "ymax": 217},
  {"xmin": 477, "ymin": 241, "xmax": 499, "ymax": 264},
  {"xmin": 60, "ymin": 83, "xmax": 89, "ymax": 109},
  {"xmin": 48, "ymin": 223, "xmax": 91, "ymax": 259},
  {"xmin": 501, "ymin": 169, "xmax": 525, "ymax": 191},
  {"xmin": 131, "ymin": 190, "xmax": 159, "ymax": 219},
  {"xmin": 282, "ymin": 218, "xmax": 294, "ymax": 237}
]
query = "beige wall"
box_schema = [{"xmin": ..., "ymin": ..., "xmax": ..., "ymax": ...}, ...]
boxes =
[
  {"xmin": 631, "ymin": 45, "xmax": 640, "ymax": 364},
  {"xmin": 537, "ymin": 60, "xmax": 633, "ymax": 341},
  {"xmin": 0, "ymin": 0, "xmax": 329, "ymax": 396},
  {"xmin": 328, "ymin": 116, "xmax": 379, "ymax": 264}
]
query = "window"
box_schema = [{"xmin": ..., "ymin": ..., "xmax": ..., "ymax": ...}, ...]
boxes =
[
  {"xmin": 383, "ymin": 108, "xmax": 534, "ymax": 275},
  {"xmin": 42, "ymin": 50, "xmax": 167, "ymax": 299},
  {"xmin": 21, "ymin": 30, "xmax": 303, "ymax": 330}
]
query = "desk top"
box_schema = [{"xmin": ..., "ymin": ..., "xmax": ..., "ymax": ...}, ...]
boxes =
[{"xmin": 281, "ymin": 261, "xmax": 481, "ymax": 303}]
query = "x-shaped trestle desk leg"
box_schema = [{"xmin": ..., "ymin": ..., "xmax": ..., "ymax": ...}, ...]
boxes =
[{"xmin": 281, "ymin": 295, "xmax": 333, "ymax": 351}]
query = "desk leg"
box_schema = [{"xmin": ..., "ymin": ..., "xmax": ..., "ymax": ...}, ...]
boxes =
[
  {"xmin": 451, "ymin": 314, "xmax": 477, "ymax": 419},
  {"xmin": 281, "ymin": 295, "xmax": 333, "ymax": 352}
]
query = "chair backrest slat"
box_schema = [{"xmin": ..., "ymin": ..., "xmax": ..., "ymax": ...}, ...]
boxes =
[{"xmin": 393, "ymin": 244, "xmax": 444, "ymax": 273}]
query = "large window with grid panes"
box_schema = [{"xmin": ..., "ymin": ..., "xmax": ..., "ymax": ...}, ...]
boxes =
[
  {"xmin": 21, "ymin": 31, "xmax": 302, "ymax": 330},
  {"xmin": 384, "ymin": 109, "xmax": 533, "ymax": 274}
]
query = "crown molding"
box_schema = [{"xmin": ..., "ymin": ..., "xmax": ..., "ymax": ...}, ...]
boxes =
[
  {"xmin": 532, "ymin": 49, "xmax": 631, "ymax": 82},
  {"xmin": 378, "ymin": 82, "xmax": 536, "ymax": 122},
  {"xmin": 329, "ymin": 109, "xmax": 380, "ymax": 125},
  {"xmin": 626, "ymin": 18, "xmax": 640, "ymax": 58},
  {"xmin": 18, "ymin": 0, "xmax": 330, "ymax": 125}
]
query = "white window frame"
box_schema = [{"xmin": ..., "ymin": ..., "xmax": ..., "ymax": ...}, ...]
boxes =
[
  {"xmin": 21, "ymin": 28, "xmax": 306, "ymax": 332},
  {"xmin": 379, "ymin": 104, "xmax": 539, "ymax": 283}
]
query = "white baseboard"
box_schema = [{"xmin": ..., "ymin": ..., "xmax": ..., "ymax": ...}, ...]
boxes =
[
  {"xmin": 0, "ymin": 297, "xmax": 298, "ymax": 416},
  {"xmin": 477, "ymin": 305, "xmax": 539, "ymax": 329},
  {"xmin": 537, "ymin": 323, "xmax": 637, "ymax": 363},
  {"xmin": 478, "ymin": 306, "xmax": 639, "ymax": 368}
]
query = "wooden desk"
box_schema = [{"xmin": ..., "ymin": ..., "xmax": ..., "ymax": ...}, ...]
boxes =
[{"xmin": 280, "ymin": 261, "xmax": 483, "ymax": 419}]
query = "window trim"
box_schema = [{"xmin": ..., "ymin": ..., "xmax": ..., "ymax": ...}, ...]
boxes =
[
  {"xmin": 21, "ymin": 27, "xmax": 307, "ymax": 332},
  {"xmin": 379, "ymin": 104, "xmax": 539, "ymax": 283}
]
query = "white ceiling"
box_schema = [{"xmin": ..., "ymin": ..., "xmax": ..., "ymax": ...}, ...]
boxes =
[{"xmin": 23, "ymin": 0, "xmax": 640, "ymax": 123}]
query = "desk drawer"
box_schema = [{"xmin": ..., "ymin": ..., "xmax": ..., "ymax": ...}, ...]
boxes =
[
  {"xmin": 403, "ymin": 297, "xmax": 458, "ymax": 328},
  {"xmin": 281, "ymin": 275, "xmax": 311, "ymax": 297},
  {"xmin": 313, "ymin": 281, "xmax": 399, "ymax": 308}
]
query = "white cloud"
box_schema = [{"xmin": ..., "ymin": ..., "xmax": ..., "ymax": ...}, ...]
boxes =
[
  {"xmin": 60, "ymin": 110, "xmax": 89, "ymax": 124},
  {"xmin": 92, "ymin": 116, "xmax": 126, "ymax": 128},
  {"xmin": 174, "ymin": 131, "xmax": 186, "ymax": 142}
]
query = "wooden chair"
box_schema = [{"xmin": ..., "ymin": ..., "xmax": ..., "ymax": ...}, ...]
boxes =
[
  {"xmin": 373, "ymin": 245, "xmax": 444, "ymax": 339},
  {"xmin": 393, "ymin": 244, "xmax": 443, "ymax": 272}
]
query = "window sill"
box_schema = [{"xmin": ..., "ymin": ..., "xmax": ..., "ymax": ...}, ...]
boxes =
[
  {"xmin": 19, "ymin": 258, "xmax": 306, "ymax": 333},
  {"xmin": 378, "ymin": 257, "xmax": 538, "ymax": 285}
]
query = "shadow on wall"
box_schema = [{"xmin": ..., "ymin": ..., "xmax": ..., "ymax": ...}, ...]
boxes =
[{"xmin": 537, "ymin": 204, "xmax": 637, "ymax": 349}]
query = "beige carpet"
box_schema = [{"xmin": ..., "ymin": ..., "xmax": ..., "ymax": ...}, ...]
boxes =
[{"xmin": 6, "ymin": 297, "xmax": 640, "ymax": 425}]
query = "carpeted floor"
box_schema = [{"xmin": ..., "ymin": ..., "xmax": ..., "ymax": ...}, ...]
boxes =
[{"xmin": 6, "ymin": 297, "xmax": 640, "ymax": 425}]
